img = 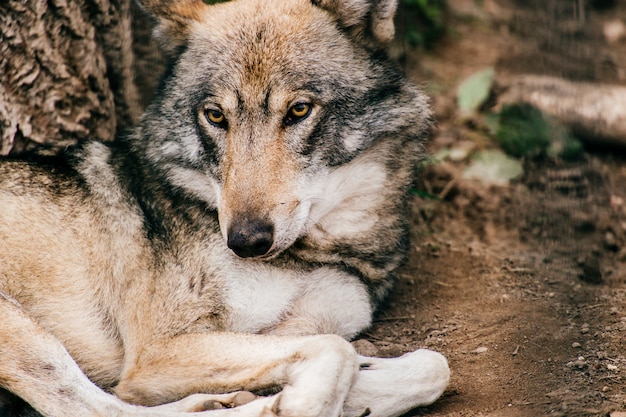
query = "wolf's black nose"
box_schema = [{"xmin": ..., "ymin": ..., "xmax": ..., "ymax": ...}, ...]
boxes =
[{"xmin": 227, "ymin": 220, "xmax": 274, "ymax": 258}]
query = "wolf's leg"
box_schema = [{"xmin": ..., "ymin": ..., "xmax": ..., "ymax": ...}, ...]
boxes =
[
  {"xmin": 152, "ymin": 346, "xmax": 450, "ymax": 417},
  {"xmin": 114, "ymin": 333, "xmax": 359, "ymax": 417},
  {"xmin": 342, "ymin": 350, "xmax": 450, "ymax": 417},
  {"xmin": 0, "ymin": 294, "xmax": 278, "ymax": 417},
  {"xmin": 0, "ymin": 293, "xmax": 176, "ymax": 416},
  {"xmin": 0, "ymin": 293, "xmax": 134, "ymax": 416}
]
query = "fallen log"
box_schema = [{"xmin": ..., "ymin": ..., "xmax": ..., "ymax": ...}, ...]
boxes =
[{"xmin": 496, "ymin": 74, "xmax": 626, "ymax": 148}]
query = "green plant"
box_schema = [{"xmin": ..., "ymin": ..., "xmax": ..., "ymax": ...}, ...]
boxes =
[
  {"xmin": 495, "ymin": 104, "xmax": 552, "ymax": 158},
  {"xmin": 494, "ymin": 103, "xmax": 583, "ymax": 160},
  {"xmin": 398, "ymin": 0, "xmax": 447, "ymax": 48}
]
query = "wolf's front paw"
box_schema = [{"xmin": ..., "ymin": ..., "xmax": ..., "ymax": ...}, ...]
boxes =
[
  {"xmin": 343, "ymin": 348, "xmax": 450, "ymax": 417},
  {"xmin": 268, "ymin": 335, "xmax": 357, "ymax": 417},
  {"xmin": 399, "ymin": 349, "xmax": 450, "ymax": 406}
]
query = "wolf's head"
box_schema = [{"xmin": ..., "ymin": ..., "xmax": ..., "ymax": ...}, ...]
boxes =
[{"xmin": 135, "ymin": 0, "xmax": 430, "ymax": 260}]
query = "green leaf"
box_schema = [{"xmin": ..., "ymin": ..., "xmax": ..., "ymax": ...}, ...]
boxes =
[
  {"xmin": 495, "ymin": 104, "xmax": 551, "ymax": 158},
  {"xmin": 493, "ymin": 103, "xmax": 584, "ymax": 160},
  {"xmin": 463, "ymin": 149, "xmax": 523, "ymax": 185},
  {"xmin": 457, "ymin": 68, "xmax": 495, "ymax": 114}
]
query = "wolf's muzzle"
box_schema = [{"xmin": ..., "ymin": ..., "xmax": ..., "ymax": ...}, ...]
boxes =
[{"xmin": 227, "ymin": 219, "xmax": 274, "ymax": 258}]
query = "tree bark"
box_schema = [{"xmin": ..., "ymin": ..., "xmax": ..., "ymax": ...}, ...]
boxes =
[
  {"xmin": 0, "ymin": 0, "xmax": 143, "ymax": 155},
  {"xmin": 497, "ymin": 74, "xmax": 626, "ymax": 148}
]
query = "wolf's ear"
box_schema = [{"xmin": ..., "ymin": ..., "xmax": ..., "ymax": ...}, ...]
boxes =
[
  {"xmin": 136, "ymin": 0, "xmax": 207, "ymax": 52},
  {"xmin": 312, "ymin": 0, "xmax": 398, "ymax": 45}
]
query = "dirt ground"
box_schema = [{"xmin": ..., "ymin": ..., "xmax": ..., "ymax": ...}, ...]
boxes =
[
  {"xmin": 360, "ymin": 2, "xmax": 626, "ymax": 416},
  {"xmin": 366, "ymin": 154, "xmax": 626, "ymax": 417}
]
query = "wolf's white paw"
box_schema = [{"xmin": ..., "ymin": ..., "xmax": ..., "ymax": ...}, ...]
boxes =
[
  {"xmin": 343, "ymin": 348, "xmax": 450, "ymax": 417},
  {"xmin": 396, "ymin": 349, "xmax": 450, "ymax": 406}
]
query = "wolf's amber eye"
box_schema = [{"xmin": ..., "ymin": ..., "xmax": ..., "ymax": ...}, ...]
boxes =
[
  {"xmin": 284, "ymin": 103, "xmax": 312, "ymax": 126},
  {"xmin": 205, "ymin": 109, "xmax": 227, "ymax": 127},
  {"xmin": 290, "ymin": 103, "xmax": 310, "ymax": 118}
]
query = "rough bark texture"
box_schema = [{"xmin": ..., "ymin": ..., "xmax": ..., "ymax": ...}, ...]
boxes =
[
  {"xmin": 497, "ymin": 74, "xmax": 626, "ymax": 148},
  {"xmin": 0, "ymin": 0, "xmax": 142, "ymax": 155},
  {"xmin": 130, "ymin": 1, "xmax": 166, "ymax": 109}
]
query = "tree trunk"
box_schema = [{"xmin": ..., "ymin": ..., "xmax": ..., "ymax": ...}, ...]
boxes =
[
  {"xmin": 0, "ymin": 0, "xmax": 144, "ymax": 155},
  {"xmin": 497, "ymin": 74, "xmax": 626, "ymax": 149}
]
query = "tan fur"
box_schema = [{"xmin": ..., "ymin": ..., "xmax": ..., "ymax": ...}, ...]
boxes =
[
  {"xmin": 217, "ymin": 91, "xmax": 302, "ymax": 246},
  {"xmin": 0, "ymin": 1, "xmax": 449, "ymax": 416}
]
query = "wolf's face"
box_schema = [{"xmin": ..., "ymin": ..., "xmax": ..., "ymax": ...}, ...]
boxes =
[{"xmin": 139, "ymin": 0, "xmax": 427, "ymax": 259}]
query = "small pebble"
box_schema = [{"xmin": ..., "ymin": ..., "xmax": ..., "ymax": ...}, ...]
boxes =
[
  {"xmin": 579, "ymin": 256, "xmax": 603, "ymax": 284},
  {"xmin": 607, "ymin": 364, "xmax": 619, "ymax": 371},
  {"xmin": 352, "ymin": 339, "xmax": 379, "ymax": 357},
  {"xmin": 567, "ymin": 359, "xmax": 588, "ymax": 370},
  {"xmin": 472, "ymin": 346, "xmax": 488, "ymax": 354},
  {"xmin": 605, "ymin": 231, "xmax": 619, "ymax": 251},
  {"xmin": 571, "ymin": 342, "xmax": 582, "ymax": 348},
  {"xmin": 611, "ymin": 195, "xmax": 625, "ymax": 207}
]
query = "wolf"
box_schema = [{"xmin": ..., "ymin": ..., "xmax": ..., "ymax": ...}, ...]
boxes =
[{"xmin": 0, "ymin": 0, "xmax": 450, "ymax": 416}]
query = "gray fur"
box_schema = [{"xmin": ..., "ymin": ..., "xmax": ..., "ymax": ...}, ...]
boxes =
[{"xmin": 0, "ymin": 1, "xmax": 446, "ymax": 416}]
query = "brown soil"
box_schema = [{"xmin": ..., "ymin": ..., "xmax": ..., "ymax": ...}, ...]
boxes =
[{"xmin": 360, "ymin": 2, "xmax": 626, "ymax": 416}]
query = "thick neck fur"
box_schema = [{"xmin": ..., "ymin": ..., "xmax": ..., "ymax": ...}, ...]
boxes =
[
  {"xmin": 101, "ymin": 118, "xmax": 421, "ymax": 306},
  {"xmin": 89, "ymin": 1, "xmax": 431, "ymax": 304}
]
